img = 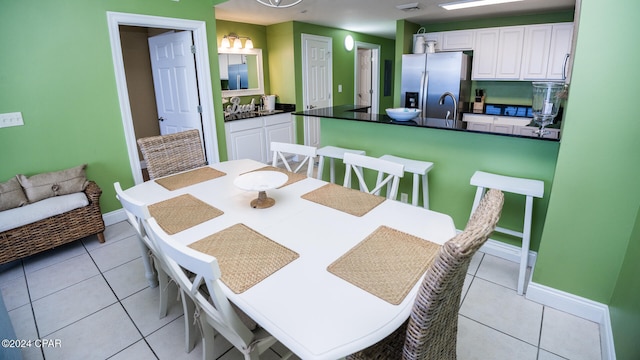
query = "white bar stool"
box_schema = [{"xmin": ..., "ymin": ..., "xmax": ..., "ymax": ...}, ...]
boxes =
[
  {"xmin": 379, "ymin": 154, "xmax": 434, "ymax": 209},
  {"xmin": 316, "ymin": 146, "xmax": 366, "ymax": 184},
  {"xmin": 470, "ymin": 171, "xmax": 544, "ymax": 295}
]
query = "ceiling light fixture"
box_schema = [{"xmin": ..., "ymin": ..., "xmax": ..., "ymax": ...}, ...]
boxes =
[
  {"xmin": 439, "ymin": 0, "xmax": 523, "ymax": 11},
  {"xmin": 255, "ymin": 0, "xmax": 302, "ymax": 8},
  {"xmin": 220, "ymin": 33, "xmax": 254, "ymax": 50}
]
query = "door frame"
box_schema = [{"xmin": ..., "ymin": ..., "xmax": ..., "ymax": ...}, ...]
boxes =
[
  {"xmin": 107, "ymin": 11, "xmax": 219, "ymax": 185},
  {"xmin": 354, "ymin": 41, "xmax": 380, "ymax": 115}
]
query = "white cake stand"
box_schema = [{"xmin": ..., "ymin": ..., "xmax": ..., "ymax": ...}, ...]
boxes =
[{"xmin": 233, "ymin": 171, "xmax": 288, "ymax": 209}]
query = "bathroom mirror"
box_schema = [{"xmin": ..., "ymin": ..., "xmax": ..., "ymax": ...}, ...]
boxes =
[{"xmin": 219, "ymin": 48, "xmax": 264, "ymax": 97}]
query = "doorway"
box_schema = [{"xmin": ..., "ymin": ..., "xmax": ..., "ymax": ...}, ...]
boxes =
[
  {"xmin": 107, "ymin": 12, "xmax": 219, "ymax": 185},
  {"xmin": 354, "ymin": 42, "xmax": 380, "ymax": 115},
  {"xmin": 301, "ymin": 33, "xmax": 332, "ymax": 148}
]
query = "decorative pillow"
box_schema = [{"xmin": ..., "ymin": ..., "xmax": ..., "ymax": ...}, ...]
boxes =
[
  {"xmin": 17, "ymin": 164, "xmax": 88, "ymax": 203},
  {"xmin": 0, "ymin": 177, "xmax": 28, "ymax": 211}
]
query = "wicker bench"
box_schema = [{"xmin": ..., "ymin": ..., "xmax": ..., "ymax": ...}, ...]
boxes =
[{"xmin": 0, "ymin": 181, "xmax": 105, "ymax": 265}]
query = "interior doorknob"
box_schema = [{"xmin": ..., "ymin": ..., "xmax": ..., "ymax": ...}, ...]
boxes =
[{"xmin": 158, "ymin": 117, "xmax": 165, "ymax": 121}]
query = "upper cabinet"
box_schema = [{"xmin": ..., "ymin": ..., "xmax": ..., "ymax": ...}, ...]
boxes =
[
  {"xmin": 422, "ymin": 22, "xmax": 574, "ymax": 82},
  {"xmin": 441, "ymin": 30, "xmax": 475, "ymax": 50},
  {"xmin": 547, "ymin": 23, "xmax": 574, "ymax": 81},
  {"xmin": 473, "ymin": 26, "xmax": 524, "ymax": 80},
  {"xmin": 521, "ymin": 23, "xmax": 574, "ymax": 81}
]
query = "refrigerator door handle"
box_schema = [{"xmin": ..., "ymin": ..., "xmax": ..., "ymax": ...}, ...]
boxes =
[
  {"xmin": 422, "ymin": 71, "xmax": 429, "ymax": 113},
  {"xmin": 418, "ymin": 71, "xmax": 426, "ymax": 113}
]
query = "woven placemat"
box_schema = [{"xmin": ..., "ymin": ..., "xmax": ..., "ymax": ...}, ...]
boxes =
[
  {"xmin": 327, "ymin": 226, "xmax": 441, "ymax": 305},
  {"xmin": 155, "ymin": 167, "xmax": 226, "ymax": 191},
  {"xmin": 149, "ymin": 194, "xmax": 223, "ymax": 235},
  {"xmin": 188, "ymin": 223, "xmax": 299, "ymax": 293},
  {"xmin": 246, "ymin": 166, "xmax": 306, "ymax": 188},
  {"xmin": 301, "ymin": 183, "xmax": 385, "ymax": 217}
]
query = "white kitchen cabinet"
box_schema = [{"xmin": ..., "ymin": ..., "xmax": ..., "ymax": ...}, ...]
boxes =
[
  {"xmin": 472, "ymin": 29, "xmax": 500, "ymax": 79},
  {"xmin": 495, "ymin": 26, "xmax": 525, "ymax": 79},
  {"xmin": 463, "ymin": 113, "xmax": 544, "ymax": 137},
  {"xmin": 472, "ymin": 22, "xmax": 573, "ymax": 81},
  {"xmin": 442, "ymin": 30, "xmax": 475, "ymax": 50},
  {"xmin": 547, "ymin": 23, "xmax": 574, "ymax": 81},
  {"xmin": 521, "ymin": 23, "xmax": 573, "ymax": 81},
  {"xmin": 225, "ymin": 112, "xmax": 295, "ymax": 163},
  {"xmin": 516, "ymin": 126, "xmax": 560, "ymax": 139},
  {"xmin": 472, "ymin": 26, "xmax": 524, "ymax": 80},
  {"xmin": 520, "ymin": 25, "xmax": 553, "ymax": 80}
]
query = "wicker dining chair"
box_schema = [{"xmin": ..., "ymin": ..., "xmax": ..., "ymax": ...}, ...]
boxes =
[
  {"xmin": 137, "ymin": 129, "xmax": 207, "ymax": 180},
  {"xmin": 347, "ymin": 188, "xmax": 504, "ymax": 360}
]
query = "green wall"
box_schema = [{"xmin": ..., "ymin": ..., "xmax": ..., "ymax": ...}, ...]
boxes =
[
  {"xmin": 266, "ymin": 22, "xmax": 296, "ymax": 104},
  {"xmin": 0, "ymin": 0, "xmax": 224, "ymax": 213},
  {"xmin": 321, "ymin": 119, "xmax": 559, "ymax": 251},
  {"xmin": 290, "ymin": 22, "xmax": 396, "ymax": 111},
  {"xmin": 609, "ymin": 206, "xmax": 640, "ymax": 359},
  {"xmin": 533, "ymin": 0, "xmax": 640, "ymax": 356}
]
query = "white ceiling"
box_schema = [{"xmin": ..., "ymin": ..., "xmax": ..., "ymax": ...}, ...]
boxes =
[{"xmin": 215, "ymin": 0, "xmax": 575, "ymax": 39}]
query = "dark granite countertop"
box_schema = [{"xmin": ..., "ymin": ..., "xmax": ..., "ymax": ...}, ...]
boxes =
[
  {"xmin": 294, "ymin": 105, "xmax": 560, "ymax": 141},
  {"xmin": 224, "ymin": 103, "xmax": 296, "ymax": 122}
]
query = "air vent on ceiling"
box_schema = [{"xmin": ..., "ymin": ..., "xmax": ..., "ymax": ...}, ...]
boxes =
[{"xmin": 396, "ymin": 2, "xmax": 420, "ymax": 11}]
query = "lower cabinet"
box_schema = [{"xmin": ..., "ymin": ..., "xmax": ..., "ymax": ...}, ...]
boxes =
[
  {"xmin": 463, "ymin": 113, "xmax": 560, "ymax": 139},
  {"xmin": 225, "ymin": 112, "xmax": 295, "ymax": 163}
]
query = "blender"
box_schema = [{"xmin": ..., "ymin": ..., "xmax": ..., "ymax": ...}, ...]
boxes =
[{"xmin": 532, "ymin": 82, "xmax": 565, "ymax": 137}]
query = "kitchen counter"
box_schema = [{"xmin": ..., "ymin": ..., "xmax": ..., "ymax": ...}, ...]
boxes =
[
  {"xmin": 224, "ymin": 103, "xmax": 295, "ymax": 122},
  {"xmin": 294, "ymin": 105, "xmax": 560, "ymax": 141}
]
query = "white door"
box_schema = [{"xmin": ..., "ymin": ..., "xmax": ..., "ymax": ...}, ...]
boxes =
[
  {"xmin": 302, "ymin": 34, "xmax": 332, "ymax": 148},
  {"xmin": 354, "ymin": 42, "xmax": 380, "ymax": 114},
  {"xmin": 357, "ymin": 49, "xmax": 372, "ymax": 107},
  {"xmin": 148, "ymin": 31, "xmax": 203, "ymax": 137}
]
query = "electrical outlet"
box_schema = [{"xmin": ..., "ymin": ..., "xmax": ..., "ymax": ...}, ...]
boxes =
[
  {"xmin": 400, "ymin": 193, "xmax": 409, "ymax": 203},
  {"xmin": 0, "ymin": 112, "xmax": 24, "ymax": 128}
]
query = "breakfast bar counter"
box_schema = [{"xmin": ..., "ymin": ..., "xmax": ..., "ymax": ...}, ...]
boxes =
[{"xmin": 295, "ymin": 105, "xmax": 560, "ymax": 142}]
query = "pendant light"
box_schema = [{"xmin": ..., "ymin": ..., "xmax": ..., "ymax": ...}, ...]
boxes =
[{"xmin": 255, "ymin": 0, "xmax": 302, "ymax": 8}]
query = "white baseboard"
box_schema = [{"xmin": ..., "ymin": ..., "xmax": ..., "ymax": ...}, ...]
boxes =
[
  {"xmin": 476, "ymin": 236, "xmax": 615, "ymax": 360},
  {"xmin": 526, "ymin": 282, "xmax": 615, "ymax": 360},
  {"xmin": 103, "ymin": 208, "xmax": 127, "ymax": 227}
]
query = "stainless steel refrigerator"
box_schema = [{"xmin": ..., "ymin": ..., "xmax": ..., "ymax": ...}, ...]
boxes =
[{"xmin": 400, "ymin": 52, "xmax": 471, "ymax": 120}]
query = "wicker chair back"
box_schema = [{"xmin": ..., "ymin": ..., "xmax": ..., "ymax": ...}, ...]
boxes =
[{"xmin": 137, "ymin": 129, "xmax": 206, "ymax": 180}]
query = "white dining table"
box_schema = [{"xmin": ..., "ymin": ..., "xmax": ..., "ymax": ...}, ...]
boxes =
[{"xmin": 124, "ymin": 159, "xmax": 456, "ymax": 360}]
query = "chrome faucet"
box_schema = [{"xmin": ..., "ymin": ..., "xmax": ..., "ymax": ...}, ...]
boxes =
[{"xmin": 438, "ymin": 92, "xmax": 458, "ymax": 122}]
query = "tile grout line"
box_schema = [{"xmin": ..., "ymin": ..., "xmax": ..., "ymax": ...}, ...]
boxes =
[{"xmin": 82, "ymin": 237, "xmax": 161, "ymax": 360}]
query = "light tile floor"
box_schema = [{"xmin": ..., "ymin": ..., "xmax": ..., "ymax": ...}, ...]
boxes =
[{"xmin": 1, "ymin": 221, "xmax": 602, "ymax": 360}]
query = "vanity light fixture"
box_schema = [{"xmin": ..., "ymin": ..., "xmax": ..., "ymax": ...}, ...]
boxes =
[
  {"xmin": 439, "ymin": 0, "xmax": 523, "ymax": 10},
  {"xmin": 344, "ymin": 35, "xmax": 354, "ymax": 51},
  {"xmin": 220, "ymin": 33, "xmax": 254, "ymax": 50},
  {"xmin": 255, "ymin": 0, "xmax": 302, "ymax": 8}
]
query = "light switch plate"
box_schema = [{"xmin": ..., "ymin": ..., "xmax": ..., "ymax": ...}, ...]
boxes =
[{"xmin": 0, "ymin": 112, "xmax": 24, "ymax": 128}]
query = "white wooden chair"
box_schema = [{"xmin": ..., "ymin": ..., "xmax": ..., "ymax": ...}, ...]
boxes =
[
  {"xmin": 146, "ymin": 218, "xmax": 292, "ymax": 360},
  {"xmin": 113, "ymin": 182, "xmax": 197, "ymax": 353},
  {"xmin": 342, "ymin": 152, "xmax": 405, "ymax": 199},
  {"xmin": 316, "ymin": 145, "xmax": 366, "ymax": 184},
  {"xmin": 270, "ymin": 142, "xmax": 317, "ymax": 177}
]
